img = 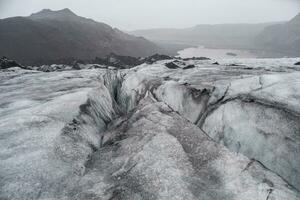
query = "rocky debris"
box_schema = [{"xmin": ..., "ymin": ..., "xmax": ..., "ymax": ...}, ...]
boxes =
[
  {"xmin": 31, "ymin": 60, "xmax": 118, "ymax": 72},
  {"xmin": 183, "ymin": 56, "xmax": 211, "ymax": 61},
  {"xmin": 0, "ymin": 56, "xmax": 23, "ymax": 69},
  {"xmin": 85, "ymin": 54, "xmax": 174, "ymax": 69},
  {"xmin": 1, "ymin": 58, "xmax": 300, "ymax": 199},
  {"xmin": 94, "ymin": 53, "xmax": 144, "ymax": 69},
  {"xmin": 0, "ymin": 54, "xmax": 176, "ymax": 73},
  {"xmin": 94, "ymin": 53, "xmax": 175, "ymax": 67},
  {"xmin": 72, "ymin": 60, "xmax": 85, "ymax": 70},
  {"xmin": 165, "ymin": 62, "xmax": 180, "ymax": 69},
  {"xmin": 295, "ymin": 61, "xmax": 300, "ymax": 65},
  {"xmin": 183, "ymin": 64, "xmax": 196, "ymax": 70},
  {"xmin": 225, "ymin": 65, "xmax": 256, "ymax": 71},
  {"xmin": 243, "ymin": 66, "xmax": 254, "ymax": 70},
  {"xmin": 90, "ymin": 64, "xmax": 108, "ymax": 69},
  {"xmin": 94, "ymin": 53, "xmax": 175, "ymax": 68},
  {"xmin": 37, "ymin": 54, "xmax": 174, "ymax": 71},
  {"xmin": 226, "ymin": 63, "xmax": 246, "ymax": 67},
  {"xmin": 143, "ymin": 54, "xmax": 173, "ymax": 64},
  {"xmin": 38, "ymin": 65, "xmax": 52, "ymax": 72},
  {"xmin": 173, "ymin": 59, "xmax": 186, "ymax": 65},
  {"xmin": 32, "ymin": 63, "xmax": 108, "ymax": 72},
  {"xmin": 38, "ymin": 64, "xmax": 72, "ymax": 72},
  {"xmin": 226, "ymin": 52, "xmax": 237, "ymax": 56}
]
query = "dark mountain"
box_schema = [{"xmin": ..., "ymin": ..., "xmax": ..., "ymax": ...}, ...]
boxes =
[
  {"xmin": 255, "ymin": 13, "xmax": 300, "ymax": 56},
  {"xmin": 0, "ymin": 9, "xmax": 161, "ymax": 65}
]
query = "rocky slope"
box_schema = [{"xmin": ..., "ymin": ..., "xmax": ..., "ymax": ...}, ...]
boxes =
[
  {"xmin": 0, "ymin": 9, "xmax": 161, "ymax": 65},
  {"xmin": 1, "ymin": 57, "xmax": 300, "ymax": 199},
  {"xmin": 255, "ymin": 13, "xmax": 300, "ymax": 57}
]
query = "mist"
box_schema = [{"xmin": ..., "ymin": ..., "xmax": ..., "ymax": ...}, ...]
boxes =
[{"xmin": 0, "ymin": 0, "xmax": 299, "ymax": 30}]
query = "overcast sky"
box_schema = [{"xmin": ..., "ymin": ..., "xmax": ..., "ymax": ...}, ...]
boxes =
[{"xmin": 0, "ymin": 0, "xmax": 299, "ymax": 30}]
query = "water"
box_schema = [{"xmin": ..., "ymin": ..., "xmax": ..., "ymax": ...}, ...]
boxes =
[{"xmin": 177, "ymin": 46, "xmax": 256, "ymax": 59}]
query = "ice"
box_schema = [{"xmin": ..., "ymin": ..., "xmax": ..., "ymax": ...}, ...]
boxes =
[{"xmin": 1, "ymin": 58, "xmax": 300, "ymax": 199}]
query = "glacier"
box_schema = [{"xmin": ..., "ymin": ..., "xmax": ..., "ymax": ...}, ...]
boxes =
[{"xmin": 0, "ymin": 57, "xmax": 300, "ymax": 200}]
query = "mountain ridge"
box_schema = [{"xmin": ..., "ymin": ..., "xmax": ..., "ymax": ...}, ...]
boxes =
[
  {"xmin": 0, "ymin": 9, "xmax": 162, "ymax": 65},
  {"xmin": 131, "ymin": 22, "xmax": 283, "ymax": 47},
  {"xmin": 255, "ymin": 12, "xmax": 300, "ymax": 56},
  {"xmin": 131, "ymin": 17, "xmax": 300, "ymax": 57}
]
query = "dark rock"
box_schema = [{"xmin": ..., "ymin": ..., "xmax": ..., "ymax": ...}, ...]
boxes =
[
  {"xmin": 227, "ymin": 63, "xmax": 245, "ymax": 67},
  {"xmin": 72, "ymin": 61, "xmax": 83, "ymax": 70},
  {"xmin": 37, "ymin": 64, "xmax": 73, "ymax": 72},
  {"xmin": 226, "ymin": 52, "xmax": 237, "ymax": 56},
  {"xmin": 39, "ymin": 65, "xmax": 53, "ymax": 72},
  {"xmin": 165, "ymin": 62, "xmax": 180, "ymax": 69},
  {"xmin": 183, "ymin": 65, "xmax": 196, "ymax": 70},
  {"xmin": 94, "ymin": 53, "xmax": 143, "ymax": 69},
  {"xmin": 0, "ymin": 57, "xmax": 23, "ymax": 69},
  {"xmin": 91, "ymin": 64, "xmax": 107, "ymax": 69},
  {"xmin": 212, "ymin": 62, "xmax": 220, "ymax": 65},
  {"xmin": 143, "ymin": 54, "xmax": 173, "ymax": 64},
  {"xmin": 173, "ymin": 59, "xmax": 186, "ymax": 66},
  {"xmin": 173, "ymin": 59, "xmax": 183, "ymax": 64},
  {"xmin": 163, "ymin": 76, "xmax": 172, "ymax": 81},
  {"xmin": 183, "ymin": 57, "xmax": 211, "ymax": 61},
  {"xmin": 295, "ymin": 62, "xmax": 300, "ymax": 65}
]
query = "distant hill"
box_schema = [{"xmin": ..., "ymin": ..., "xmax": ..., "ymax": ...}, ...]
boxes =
[
  {"xmin": 0, "ymin": 9, "xmax": 161, "ymax": 65},
  {"xmin": 255, "ymin": 13, "xmax": 300, "ymax": 57},
  {"xmin": 131, "ymin": 22, "xmax": 280, "ymax": 49},
  {"xmin": 132, "ymin": 13, "xmax": 300, "ymax": 58}
]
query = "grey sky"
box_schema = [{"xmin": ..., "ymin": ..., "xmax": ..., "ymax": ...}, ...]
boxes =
[{"xmin": 0, "ymin": 0, "xmax": 299, "ymax": 30}]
